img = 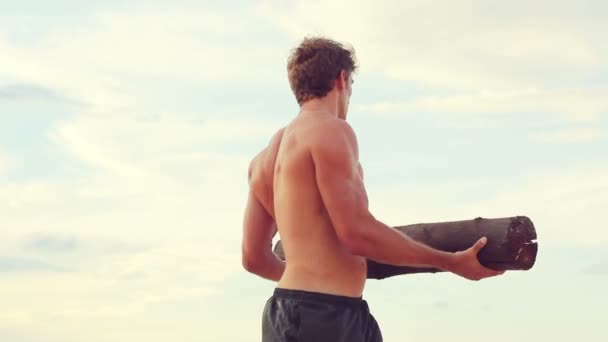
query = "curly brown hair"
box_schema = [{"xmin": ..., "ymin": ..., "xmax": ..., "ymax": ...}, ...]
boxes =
[{"xmin": 287, "ymin": 37, "xmax": 358, "ymax": 106}]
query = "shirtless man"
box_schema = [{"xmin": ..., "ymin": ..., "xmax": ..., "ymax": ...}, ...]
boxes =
[{"xmin": 242, "ymin": 37, "xmax": 505, "ymax": 342}]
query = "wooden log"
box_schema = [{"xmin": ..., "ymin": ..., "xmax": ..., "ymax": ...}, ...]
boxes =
[{"xmin": 273, "ymin": 216, "xmax": 538, "ymax": 280}]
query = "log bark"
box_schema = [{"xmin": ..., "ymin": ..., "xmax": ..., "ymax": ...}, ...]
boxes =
[{"xmin": 273, "ymin": 216, "xmax": 538, "ymax": 280}]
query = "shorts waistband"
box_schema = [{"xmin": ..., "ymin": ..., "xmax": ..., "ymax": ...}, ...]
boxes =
[{"xmin": 273, "ymin": 288, "xmax": 365, "ymax": 306}]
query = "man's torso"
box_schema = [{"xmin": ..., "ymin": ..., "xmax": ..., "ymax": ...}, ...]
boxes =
[{"xmin": 249, "ymin": 113, "xmax": 367, "ymax": 297}]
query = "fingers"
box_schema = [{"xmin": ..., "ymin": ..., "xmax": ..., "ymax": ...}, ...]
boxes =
[
  {"xmin": 477, "ymin": 268, "xmax": 506, "ymax": 280},
  {"xmin": 457, "ymin": 237, "xmax": 507, "ymax": 281},
  {"xmin": 465, "ymin": 259, "xmax": 506, "ymax": 281},
  {"xmin": 459, "ymin": 264, "xmax": 506, "ymax": 281},
  {"xmin": 486, "ymin": 269, "xmax": 506, "ymax": 278},
  {"xmin": 472, "ymin": 236, "xmax": 488, "ymax": 253}
]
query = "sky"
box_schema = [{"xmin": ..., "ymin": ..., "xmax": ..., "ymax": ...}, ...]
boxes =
[{"xmin": 1, "ymin": 0, "xmax": 607, "ymax": 341}]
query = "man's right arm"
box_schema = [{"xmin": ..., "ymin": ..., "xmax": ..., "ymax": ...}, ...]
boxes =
[{"xmin": 312, "ymin": 120, "xmax": 504, "ymax": 281}]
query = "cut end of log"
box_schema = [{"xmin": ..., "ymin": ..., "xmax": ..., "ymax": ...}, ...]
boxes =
[
  {"xmin": 480, "ymin": 216, "xmax": 538, "ymax": 270},
  {"xmin": 507, "ymin": 216, "xmax": 538, "ymax": 270}
]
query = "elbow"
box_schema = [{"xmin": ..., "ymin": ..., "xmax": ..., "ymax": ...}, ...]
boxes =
[
  {"xmin": 342, "ymin": 234, "xmax": 369, "ymax": 257},
  {"xmin": 242, "ymin": 249, "xmax": 270, "ymax": 275},
  {"xmin": 336, "ymin": 213, "xmax": 378, "ymax": 257},
  {"xmin": 336, "ymin": 224, "xmax": 370, "ymax": 257},
  {"xmin": 242, "ymin": 251, "xmax": 261, "ymax": 273}
]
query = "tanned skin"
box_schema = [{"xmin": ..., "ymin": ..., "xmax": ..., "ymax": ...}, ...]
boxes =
[{"xmin": 242, "ymin": 70, "xmax": 504, "ymax": 298}]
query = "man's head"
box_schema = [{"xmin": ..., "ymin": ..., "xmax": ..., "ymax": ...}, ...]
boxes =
[{"xmin": 287, "ymin": 37, "xmax": 357, "ymax": 119}]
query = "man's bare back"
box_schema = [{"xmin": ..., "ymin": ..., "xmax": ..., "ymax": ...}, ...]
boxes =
[{"xmin": 250, "ymin": 112, "xmax": 367, "ymax": 297}]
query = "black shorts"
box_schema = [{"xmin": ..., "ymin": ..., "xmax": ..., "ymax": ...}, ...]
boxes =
[{"xmin": 262, "ymin": 288, "xmax": 383, "ymax": 342}]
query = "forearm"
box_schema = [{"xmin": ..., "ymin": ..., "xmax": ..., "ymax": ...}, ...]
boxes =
[
  {"xmin": 352, "ymin": 218, "xmax": 454, "ymax": 271},
  {"xmin": 251, "ymin": 252, "xmax": 286, "ymax": 282}
]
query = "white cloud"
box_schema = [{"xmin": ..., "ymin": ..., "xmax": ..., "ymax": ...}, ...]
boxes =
[
  {"xmin": 0, "ymin": 112, "xmax": 280, "ymax": 341},
  {"xmin": 259, "ymin": 0, "xmax": 606, "ymax": 90},
  {"xmin": 44, "ymin": 115, "xmax": 279, "ymax": 226},
  {"xmin": 37, "ymin": 8, "xmax": 286, "ymax": 81},
  {"xmin": 0, "ymin": 242, "xmax": 239, "ymax": 341},
  {"xmin": 0, "ymin": 3, "xmax": 284, "ymax": 270},
  {"xmin": 0, "ymin": 82, "xmax": 279, "ymax": 341},
  {"xmin": 1, "ymin": 113, "xmax": 278, "ymax": 242},
  {"xmin": 0, "ymin": 162, "xmax": 247, "ymax": 340},
  {"xmin": 0, "ymin": 104, "xmax": 281, "ymax": 337},
  {"xmin": 531, "ymin": 127, "xmax": 605, "ymax": 144},
  {"xmin": 2, "ymin": 2, "xmax": 606, "ymax": 341},
  {"xmin": 0, "ymin": 151, "xmax": 15, "ymax": 174},
  {"xmin": 368, "ymin": 165, "xmax": 608, "ymax": 247},
  {"xmin": 354, "ymin": 87, "xmax": 608, "ymax": 123},
  {"xmin": 0, "ymin": 5, "xmax": 290, "ymax": 118},
  {"xmin": 259, "ymin": 0, "xmax": 607, "ymax": 127}
]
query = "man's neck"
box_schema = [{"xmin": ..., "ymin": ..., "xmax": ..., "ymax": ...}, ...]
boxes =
[{"xmin": 299, "ymin": 99, "xmax": 340, "ymax": 118}]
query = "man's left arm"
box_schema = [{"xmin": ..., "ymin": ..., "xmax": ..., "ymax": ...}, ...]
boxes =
[{"xmin": 241, "ymin": 189, "xmax": 285, "ymax": 282}]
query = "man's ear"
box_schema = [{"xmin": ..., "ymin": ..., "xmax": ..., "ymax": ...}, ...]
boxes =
[{"xmin": 336, "ymin": 70, "xmax": 347, "ymax": 90}]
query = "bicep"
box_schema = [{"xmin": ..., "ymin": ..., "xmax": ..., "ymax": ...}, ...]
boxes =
[{"xmin": 312, "ymin": 130, "xmax": 370, "ymax": 242}]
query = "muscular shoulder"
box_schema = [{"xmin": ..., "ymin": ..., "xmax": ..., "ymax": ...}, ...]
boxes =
[
  {"xmin": 311, "ymin": 118, "xmax": 358, "ymax": 161},
  {"xmin": 248, "ymin": 127, "xmax": 285, "ymax": 182}
]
